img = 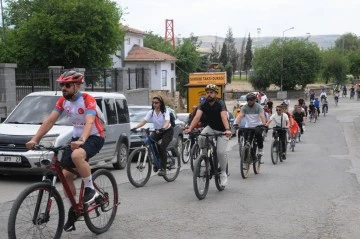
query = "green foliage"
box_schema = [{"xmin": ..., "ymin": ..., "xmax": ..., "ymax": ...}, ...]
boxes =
[
  {"xmin": 218, "ymin": 42, "xmax": 228, "ymax": 66},
  {"xmin": 347, "ymin": 50, "xmax": 360, "ymax": 79},
  {"xmin": 198, "ymin": 54, "xmax": 211, "ymax": 72},
  {"xmin": 2, "ymin": 0, "xmax": 124, "ymax": 69},
  {"xmin": 209, "ymin": 42, "xmax": 220, "ymax": 63},
  {"xmin": 335, "ymin": 33, "xmax": 360, "ymax": 54},
  {"xmin": 225, "ymin": 27, "xmax": 238, "ymax": 73},
  {"xmin": 225, "ymin": 62, "xmax": 233, "ymax": 84},
  {"xmin": 243, "ymin": 34, "xmax": 253, "ymax": 73},
  {"xmin": 143, "ymin": 32, "xmax": 174, "ymax": 55},
  {"xmin": 252, "ymin": 38, "xmax": 321, "ymax": 90},
  {"xmin": 321, "ymin": 48, "xmax": 348, "ymax": 84}
]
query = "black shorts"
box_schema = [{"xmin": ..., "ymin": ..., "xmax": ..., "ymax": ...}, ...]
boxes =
[{"xmin": 61, "ymin": 135, "xmax": 104, "ymax": 168}]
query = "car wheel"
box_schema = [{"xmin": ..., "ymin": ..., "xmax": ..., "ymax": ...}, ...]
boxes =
[{"xmin": 113, "ymin": 141, "xmax": 128, "ymax": 169}]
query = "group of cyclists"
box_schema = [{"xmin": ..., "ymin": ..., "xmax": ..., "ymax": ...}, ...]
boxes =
[{"xmin": 23, "ymin": 69, "xmax": 340, "ymax": 234}]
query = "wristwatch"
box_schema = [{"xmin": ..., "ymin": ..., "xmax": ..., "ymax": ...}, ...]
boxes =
[{"xmin": 225, "ymin": 128, "xmax": 230, "ymax": 131}]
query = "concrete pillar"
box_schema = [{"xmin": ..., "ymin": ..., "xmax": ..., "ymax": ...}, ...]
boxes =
[
  {"xmin": 48, "ymin": 66, "xmax": 63, "ymax": 91},
  {"xmin": 0, "ymin": 63, "xmax": 17, "ymax": 119}
]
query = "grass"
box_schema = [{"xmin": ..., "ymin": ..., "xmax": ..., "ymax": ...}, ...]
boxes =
[{"xmin": 231, "ymin": 74, "xmax": 248, "ymax": 82}]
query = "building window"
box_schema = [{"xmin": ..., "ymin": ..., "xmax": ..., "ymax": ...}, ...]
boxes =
[
  {"xmin": 171, "ymin": 63, "xmax": 175, "ymax": 71},
  {"xmin": 162, "ymin": 70, "xmax": 167, "ymax": 87},
  {"xmin": 126, "ymin": 38, "xmax": 130, "ymax": 45}
]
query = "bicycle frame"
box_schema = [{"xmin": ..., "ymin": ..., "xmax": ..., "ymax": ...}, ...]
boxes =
[
  {"xmin": 201, "ymin": 135, "xmax": 218, "ymax": 178},
  {"xmin": 139, "ymin": 129, "xmax": 165, "ymax": 169}
]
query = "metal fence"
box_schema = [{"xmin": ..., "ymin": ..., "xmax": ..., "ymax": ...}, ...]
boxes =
[{"xmin": 15, "ymin": 69, "xmax": 52, "ymax": 102}]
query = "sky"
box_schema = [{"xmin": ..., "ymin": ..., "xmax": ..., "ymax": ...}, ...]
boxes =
[{"xmin": 116, "ymin": 0, "xmax": 360, "ymax": 38}]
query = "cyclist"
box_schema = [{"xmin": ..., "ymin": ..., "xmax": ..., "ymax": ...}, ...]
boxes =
[
  {"xmin": 293, "ymin": 105, "xmax": 306, "ymax": 134},
  {"xmin": 350, "ymin": 85, "xmax": 355, "ymax": 99},
  {"xmin": 308, "ymin": 101, "xmax": 316, "ymax": 121},
  {"xmin": 184, "ymin": 84, "xmax": 232, "ymax": 186},
  {"xmin": 342, "ymin": 85, "xmax": 347, "ymax": 97},
  {"xmin": 265, "ymin": 105, "xmax": 289, "ymax": 159},
  {"xmin": 321, "ymin": 96, "xmax": 329, "ymax": 114},
  {"xmin": 131, "ymin": 95, "xmax": 173, "ymax": 176},
  {"xmin": 313, "ymin": 97, "xmax": 320, "ymax": 116},
  {"xmin": 334, "ymin": 90, "xmax": 340, "ymax": 104},
  {"xmin": 234, "ymin": 93, "xmax": 267, "ymax": 156},
  {"xmin": 25, "ymin": 70, "xmax": 105, "ymax": 232}
]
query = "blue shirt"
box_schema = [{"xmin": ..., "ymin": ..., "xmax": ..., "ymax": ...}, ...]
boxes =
[{"xmin": 314, "ymin": 100, "xmax": 320, "ymax": 108}]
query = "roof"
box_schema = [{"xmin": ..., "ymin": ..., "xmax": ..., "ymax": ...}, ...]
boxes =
[
  {"xmin": 26, "ymin": 91, "xmax": 127, "ymax": 99},
  {"xmin": 125, "ymin": 45, "xmax": 177, "ymax": 62},
  {"xmin": 122, "ymin": 25, "xmax": 146, "ymax": 35}
]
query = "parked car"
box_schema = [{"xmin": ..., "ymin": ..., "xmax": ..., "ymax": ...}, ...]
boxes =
[
  {"xmin": 0, "ymin": 91, "xmax": 131, "ymax": 175},
  {"xmin": 238, "ymin": 92, "xmax": 268, "ymax": 105},
  {"xmin": 128, "ymin": 105, "xmax": 184, "ymax": 154}
]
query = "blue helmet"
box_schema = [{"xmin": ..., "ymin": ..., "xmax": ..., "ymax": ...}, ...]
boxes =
[{"xmin": 199, "ymin": 97, "xmax": 206, "ymax": 104}]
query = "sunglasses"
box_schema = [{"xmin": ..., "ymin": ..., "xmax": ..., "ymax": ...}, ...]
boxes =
[
  {"xmin": 152, "ymin": 101, "xmax": 160, "ymax": 104},
  {"xmin": 59, "ymin": 83, "xmax": 73, "ymax": 88},
  {"xmin": 276, "ymin": 109, "xmax": 282, "ymax": 112}
]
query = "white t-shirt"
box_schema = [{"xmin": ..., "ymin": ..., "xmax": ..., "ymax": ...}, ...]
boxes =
[
  {"xmin": 269, "ymin": 113, "xmax": 289, "ymax": 127},
  {"xmin": 144, "ymin": 109, "xmax": 170, "ymax": 130}
]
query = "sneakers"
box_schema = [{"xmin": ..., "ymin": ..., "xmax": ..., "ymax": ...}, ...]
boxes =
[
  {"xmin": 258, "ymin": 148, "xmax": 264, "ymax": 156},
  {"xmin": 153, "ymin": 164, "xmax": 158, "ymax": 173},
  {"xmin": 282, "ymin": 153, "xmax": 286, "ymax": 160},
  {"xmin": 220, "ymin": 172, "xmax": 228, "ymax": 187},
  {"xmin": 287, "ymin": 138, "xmax": 291, "ymax": 143},
  {"xmin": 63, "ymin": 206, "xmax": 78, "ymax": 232},
  {"xmin": 158, "ymin": 169, "xmax": 166, "ymax": 176},
  {"xmin": 83, "ymin": 187, "xmax": 99, "ymax": 204}
]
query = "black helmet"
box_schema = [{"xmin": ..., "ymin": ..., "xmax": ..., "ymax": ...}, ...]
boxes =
[{"xmin": 246, "ymin": 93, "xmax": 257, "ymax": 101}]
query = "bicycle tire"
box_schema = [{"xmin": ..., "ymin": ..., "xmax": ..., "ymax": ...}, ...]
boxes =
[
  {"xmin": 215, "ymin": 163, "xmax": 228, "ymax": 191},
  {"xmin": 271, "ymin": 140, "xmax": 279, "ymax": 165},
  {"xmin": 8, "ymin": 182, "xmax": 65, "ymax": 239},
  {"xmin": 190, "ymin": 143, "xmax": 200, "ymax": 172},
  {"xmin": 253, "ymin": 153, "xmax": 261, "ymax": 174},
  {"xmin": 181, "ymin": 139, "xmax": 191, "ymax": 164},
  {"xmin": 291, "ymin": 139, "xmax": 295, "ymax": 152},
  {"xmin": 279, "ymin": 141, "xmax": 284, "ymax": 163},
  {"xmin": 193, "ymin": 154, "xmax": 210, "ymax": 200},
  {"xmin": 298, "ymin": 132, "xmax": 301, "ymax": 142},
  {"xmin": 84, "ymin": 169, "xmax": 118, "ymax": 234},
  {"xmin": 163, "ymin": 147, "xmax": 181, "ymax": 182},
  {"xmin": 127, "ymin": 147, "xmax": 151, "ymax": 187},
  {"xmin": 240, "ymin": 146, "xmax": 251, "ymax": 179}
]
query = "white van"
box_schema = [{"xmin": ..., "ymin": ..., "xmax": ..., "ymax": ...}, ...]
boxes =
[{"xmin": 0, "ymin": 91, "xmax": 130, "ymax": 174}]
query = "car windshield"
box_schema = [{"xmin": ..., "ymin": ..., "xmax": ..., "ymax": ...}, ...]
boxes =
[
  {"xmin": 129, "ymin": 111, "xmax": 147, "ymax": 122},
  {"xmin": 129, "ymin": 107, "xmax": 151, "ymax": 114},
  {"xmin": 5, "ymin": 95, "xmax": 71, "ymax": 125},
  {"xmin": 239, "ymin": 95, "xmax": 247, "ymax": 101}
]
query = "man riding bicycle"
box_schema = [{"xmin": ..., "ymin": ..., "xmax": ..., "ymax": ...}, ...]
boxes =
[
  {"xmin": 234, "ymin": 93, "xmax": 267, "ymax": 156},
  {"xmin": 184, "ymin": 84, "xmax": 231, "ymax": 186},
  {"xmin": 25, "ymin": 70, "xmax": 105, "ymax": 232},
  {"xmin": 321, "ymin": 96, "xmax": 329, "ymax": 113},
  {"xmin": 265, "ymin": 105, "xmax": 289, "ymax": 159}
]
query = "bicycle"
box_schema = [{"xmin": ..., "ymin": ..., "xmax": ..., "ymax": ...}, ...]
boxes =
[
  {"xmin": 309, "ymin": 110, "xmax": 318, "ymax": 123},
  {"xmin": 127, "ymin": 128, "xmax": 181, "ymax": 187},
  {"xmin": 238, "ymin": 126, "xmax": 267, "ymax": 178},
  {"xmin": 182, "ymin": 128, "xmax": 202, "ymax": 171},
  {"xmin": 8, "ymin": 145, "xmax": 119, "ymax": 239},
  {"xmin": 270, "ymin": 127, "xmax": 288, "ymax": 165},
  {"xmin": 193, "ymin": 132, "xmax": 228, "ymax": 200}
]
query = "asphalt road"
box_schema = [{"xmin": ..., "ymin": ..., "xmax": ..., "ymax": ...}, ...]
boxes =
[{"xmin": 2, "ymin": 96, "xmax": 360, "ymax": 239}]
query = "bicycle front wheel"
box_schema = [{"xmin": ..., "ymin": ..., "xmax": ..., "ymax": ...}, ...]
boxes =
[
  {"xmin": 8, "ymin": 182, "xmax": 65, "ymax": 239},
  {"xmin": 190, "ymin": 143, "xmax": 200, "ymax": 172},
  {"xmin": 164, "ymin": 147, "xmax": 181, "ymax": 182},
  {"xmin": 127, "ymin": 147, "xmax": 152, "ymax": 187},
  {"xmin": 240, "ymin": 146, "xmax": 251, "ymax": 179},
  {"xmin": 215, "ymin": 163, "xmax": 228, "ymax": 191},
  {"xmin": 181, "ymin": 140, "xmax": 191, "ymax": 164},
  {"xmin": 271, "ymin": 140, "xmax": 279, "ymax": 165},
  {"xmin": 193, "ymin": 155, "xmax": 210, "ymax": 200},
  {"xmin": 84, "ymin": 169, "xmax": 118, "ymax": 234}
]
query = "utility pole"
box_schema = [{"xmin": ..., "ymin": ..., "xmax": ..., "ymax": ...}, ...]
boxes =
[{"xmin": 0, "ymin": 0, "xmax": 5, "ymax": 39}]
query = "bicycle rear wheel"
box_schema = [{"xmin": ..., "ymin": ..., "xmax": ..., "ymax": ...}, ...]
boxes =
[
  {"xmin": 181, "ymin": 139, "xmax": 191, "ymax": 164},
  {"xmin": 190, "ymin": 143, "xmax": 200, "ymax": 172},
  {"xmin": 8, "ymin": 182, "xmax": 65, "ymax": 239},
  {"xmin": 240, "ymin": 146, "xmax": 251, "ymax": 179},
  {"xmin": 271, "ymin": 140, "xmax": 279, "ymax": 165},
  {"xmin": 127, "ymin": 148, "xmax": 151, "ymax": 187},
  {"xmin": 84, "ymin": 169, "xmax": 118, "ymax": 234},
  {"xmin": 164, "ymin": 147, "xmax": 181, "ymax": 182},
  {"xmin": 253, "ymin": 154, "xmax": 261, "ymax": 174},
  {"xmin": 193, "ymin": 155, "xmax": 210, "ymax": 200}
]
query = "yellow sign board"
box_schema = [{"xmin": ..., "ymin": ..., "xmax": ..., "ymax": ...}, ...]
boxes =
[
  {"xmin": 188, "ymin": 72, "xmax": 227, "ymax": 85},
  {"xmin": 187, "ymin": 86, "xmax": 223, "ymax": 113}
]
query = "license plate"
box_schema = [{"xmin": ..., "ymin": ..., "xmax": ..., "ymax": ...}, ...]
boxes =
[{"xmin": 0, "ymin": 156, "xmax": 22, "ymax": 163}]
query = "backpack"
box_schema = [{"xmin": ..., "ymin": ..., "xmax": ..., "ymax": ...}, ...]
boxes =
[{"xmin": 152, "ymin": 109, "xmax": 176, "ymax": 128}]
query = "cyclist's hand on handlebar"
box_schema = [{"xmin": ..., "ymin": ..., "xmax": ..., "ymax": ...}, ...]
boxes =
[
  {"xmin": 184, "ymin": 128, "xmax": 191, "ymax": 134},
  {"xmin": 130, "ymin": 128, "xmax": 137, "ymax": 132},
  {"xmin": 233, "ymin": 124, "xmax": 239, "ymax": 129},
  {"xmin": 25, "ymin": 140, "xmax": 37, "ymax": 150},
  {"xmin": 225, "ymin": 129, "xmax": 232, "ymax": 137}
]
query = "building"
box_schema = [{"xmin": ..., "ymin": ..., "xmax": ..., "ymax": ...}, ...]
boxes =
[{"xmin": 112, "ymin": 26, "xmax": 177, "ymax": 93}]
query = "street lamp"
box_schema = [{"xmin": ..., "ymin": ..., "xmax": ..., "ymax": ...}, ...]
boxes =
[{"xmin": 281, "ymin": 27, "xmax": 294, "ymax": 92}]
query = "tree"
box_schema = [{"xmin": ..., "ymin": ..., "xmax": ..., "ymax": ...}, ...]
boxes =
[
  {"xmin": 347, "ymin": 50, "xmax": 360, "ymax": 79},
  {"xmin": 209, "ymin": 41, "xmax": 220, "ymax": 63},
  {"xmin": 218, "ymin": 41, "xmax": 228, "ymax": 67},
  {"xmin": 2, "ymin": 0, "xmax": 124, "ymax": 69},
  {"xmin": 251, "ymin": 38, "xmax": 321, "ymax": 90},
  {"xmin": 243, "ymin": 33, "xmax": 253, "ymax": 80},
  {"xmin": 321, "ymin": 48, "xmax": 348, "ymax": 84},
  {"xmin": 225, "ymin": 27, "xmax": 237, "ymax": 75},
  {"xmin": 225, "ymin": 62, "xmax": 233, "ymax": 84},
  {"xmin": 238, "ymin": 35, "xmax": 246, "ymax": 79},
  {"xmin": 335, "ymin": 33, "xmax": 360, "ymax": 54},
  {"xmin": 143, "ymin": 32, "xmax": 174, "ymax": 55}
]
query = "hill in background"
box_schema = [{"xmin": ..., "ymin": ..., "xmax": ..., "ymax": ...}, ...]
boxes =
[{"xmin": 197, "ymin": 34, "xmax": 340, "ymax": 53}]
